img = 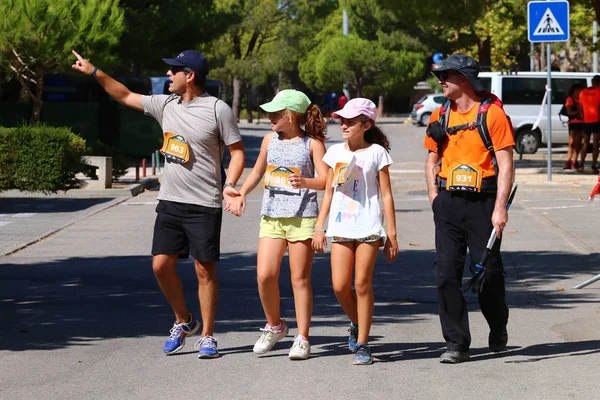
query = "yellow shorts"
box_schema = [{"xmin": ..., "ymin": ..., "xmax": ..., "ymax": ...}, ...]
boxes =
[{"xmin": 259, "ymin": 216, "xmax": 317, "ymax": 242}]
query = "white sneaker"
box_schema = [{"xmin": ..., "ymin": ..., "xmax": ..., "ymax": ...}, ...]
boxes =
[
  {"xmin": 288, "ymin": 336, "xmax": 310, "ymax": 360},
  {"xmin": 253, "ymin": 320, "xmax": 289, "ymax": 354}
]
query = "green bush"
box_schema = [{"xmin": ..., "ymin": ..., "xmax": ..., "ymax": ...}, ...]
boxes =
[
  {"xmin": 0, "ymin": 127, "xmax": 18, "ymax": 190},
  {"xmin": 0, "ymin": 124, "xmax": 86, "ymax": 192}
]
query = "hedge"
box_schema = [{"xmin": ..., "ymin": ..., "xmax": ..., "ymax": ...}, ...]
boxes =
[{"xmin": 0, "ymin": 125, "xmax": 86, "ymax": 192}]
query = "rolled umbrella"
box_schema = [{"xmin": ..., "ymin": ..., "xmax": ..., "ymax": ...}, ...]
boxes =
[{"xmin": 462, "ymin": 184, "xmax": 518, "ymax": 293}]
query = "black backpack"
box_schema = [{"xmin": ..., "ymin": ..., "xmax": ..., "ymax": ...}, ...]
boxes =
[{"xmin": 426, "ymin": 92, "xmax": 513, "ymax": 177}]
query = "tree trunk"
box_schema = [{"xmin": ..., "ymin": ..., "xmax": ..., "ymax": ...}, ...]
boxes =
[
  {"xmin": 30, "ymin": 67, "xmax": 45, "ymax": 125},
  {"xmin": 478, "ymin": 37, "xmax": 492, "ymax": 71},
  {"xmin": 355, "ymin": 76, "xmax": 363, "ymax": 98},
  {"xmin": 377, "ymin": 95, "xmax": 384, "ymax": 119},
  {"xmin": 246, "ymin": 83, "xmax": 253, "ymax": 123},
  {"xmin": 232, "ymin": 76, "xmax": 242, "ymax": 122}
]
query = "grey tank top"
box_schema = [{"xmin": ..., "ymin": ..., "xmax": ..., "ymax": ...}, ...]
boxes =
[{"xmin": 261, "ymin": 133, "xmax": 319, "ymax": 218}]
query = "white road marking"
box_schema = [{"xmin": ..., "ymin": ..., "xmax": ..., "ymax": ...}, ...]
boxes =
[
  {"xmin": 12, "ymin": 213, "xmax": 35, "ymax": 218},
  {"xmin": 0, "ymin": 221, "xmax": 13, "ymax": 227},
  {"xmin": 530, "ymin": 205, "xmax": 588, "ymax": 210}
]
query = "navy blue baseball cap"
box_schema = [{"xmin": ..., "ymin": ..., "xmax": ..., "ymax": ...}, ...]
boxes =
[{"xmin": 163, "ymin": 50, "xmax": 209, "ymax": 75}]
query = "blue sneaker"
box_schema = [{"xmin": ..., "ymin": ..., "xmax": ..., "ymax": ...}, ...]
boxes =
[
  {"xmin": 195, "ymin": 335, "xmax": 220, "ymax": 359},
  {"xmin": 353, "ymin": 343, "xmax": 373, "ymax": 365},
  {"xmin": 163, "ymin": 316, "xmax": 200, "ymax": 354},
  {"xmin": 348, "ymin": 322, "xmax": 359, "ymax": 353}
]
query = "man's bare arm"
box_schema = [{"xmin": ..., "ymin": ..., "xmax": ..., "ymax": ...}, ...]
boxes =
[{"xmin": 72, "ymin": 50, "xmax": 143, "ymax": 111}]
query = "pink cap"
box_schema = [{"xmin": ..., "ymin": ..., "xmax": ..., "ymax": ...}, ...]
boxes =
[{"xmin": 332, "ymin": 98, "xmax": 377, "ymax": 121}]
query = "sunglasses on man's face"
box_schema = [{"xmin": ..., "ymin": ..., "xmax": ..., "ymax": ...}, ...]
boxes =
[
  {"xmin": 438, "ymin": 71, "xmax": 462, "ymax": 82},
  {"xmin": 171, "ymin": 66, "xmax": 191, "ymax": 74}
]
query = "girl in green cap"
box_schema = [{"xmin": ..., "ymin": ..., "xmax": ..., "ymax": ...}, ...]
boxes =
[{"xmin": 226, "ymin": 89, "xmax": 328, "ymax": 360}]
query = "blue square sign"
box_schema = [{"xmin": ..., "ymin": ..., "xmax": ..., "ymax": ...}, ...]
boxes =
[{"xmin": 528, "ymin": 1, "xmax": 570, "ymax": 42}]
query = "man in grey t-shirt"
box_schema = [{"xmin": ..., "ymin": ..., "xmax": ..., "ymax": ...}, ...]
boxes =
[{"xmin": 72, "ymin": 49, "xmax": 245, "ymax": 359}]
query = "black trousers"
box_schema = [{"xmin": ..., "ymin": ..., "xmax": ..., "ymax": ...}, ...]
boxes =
[{"xmin": 432, "ymin": 189, "xmax": 509, "ymax": 352}]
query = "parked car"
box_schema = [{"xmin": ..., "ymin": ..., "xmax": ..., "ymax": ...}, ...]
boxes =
[{"xmin": 410, "ymin": 93, "xmax": 446, "ymax": 126}]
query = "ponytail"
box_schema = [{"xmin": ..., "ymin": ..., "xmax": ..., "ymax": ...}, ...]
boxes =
[
  {"xmin": 304, "ymin": 104, "xmax": 327, "ymax": 143},
  {"xmin": 360, "ymin": 117, "xmax": 390, "ymax": 151}
]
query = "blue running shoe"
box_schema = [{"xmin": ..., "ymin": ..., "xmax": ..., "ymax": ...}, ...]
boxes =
[
  {"xmin": 163, "ymin": 316, "xmax": 200, "ymax": 355},
  {"xmin": 348, "ymin": 322, "xmax": 359, "ymax": 353},
  {"xmin": 195, "ymin": 335, "xmax": 220, "ymax": 359},
  {"xmin": 353, "ymin": 343, "xmax": 373, "ymax": 365}
]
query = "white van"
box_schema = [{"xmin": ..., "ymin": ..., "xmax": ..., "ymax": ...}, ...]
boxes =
[{"xmin": 478, "ymin": 72, "xmax": 597, "ymax": 154}]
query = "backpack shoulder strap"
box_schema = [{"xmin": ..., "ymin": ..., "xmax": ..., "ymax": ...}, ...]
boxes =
[
  {"xmin": 435, "ymin": 100, "xmax": 452, "ymax": 154},
  {"xmin": 476, "ymin": 95, "xmax": 499, "ymax": 177},
  {"xmin": 439, "ymin": 99, "xmax": 451, "ymax": 133}
]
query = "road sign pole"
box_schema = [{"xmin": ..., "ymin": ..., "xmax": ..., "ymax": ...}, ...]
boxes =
[
  {"xmin": 546, "ymin": 42, "xmax": 552, "ymax": 182},
  {"xmin": 528, "ymin": 0, "xmax": 569, "ymax": 181}
]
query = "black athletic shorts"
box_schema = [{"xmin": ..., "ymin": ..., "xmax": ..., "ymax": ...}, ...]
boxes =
[
  {"xmin": 583, "ymin": 122, "xmax": 600, "ymax": 135},
  {"xmin": 568, "ymin": 123, "xmax": 584, "ymax": 131},
  {"xmin": 152, "ymin": 200, "xmax": 222, "ymax": 262}
]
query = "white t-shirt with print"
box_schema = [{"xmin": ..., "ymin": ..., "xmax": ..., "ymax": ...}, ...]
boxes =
[{"xmin": 322, "ymin": 143, "xmax": 393, "ymax": 238}]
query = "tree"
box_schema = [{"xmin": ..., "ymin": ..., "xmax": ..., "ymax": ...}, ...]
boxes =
[
  {"xmin": 204, "ymin": 0, "xmax": 285, "ymax": 121},
  {"xmin": 0, "ymin": 0, "xmax": 124, "ymax": 124},
  {"xmin": 115, "ymin": 0, "xmax": 226, "ymax": 75},
  {"xmin": 205, "ymin": 0, "xmax": 338, "ymax": 121},
  {"xmin": 303, "ymin": 34, "xmax": 423, "ymax": 98}
]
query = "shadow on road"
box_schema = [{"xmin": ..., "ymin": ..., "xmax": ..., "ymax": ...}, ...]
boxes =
[
  {"xmin": 1, "ymin": 249, "xmax": 599, "ymax": 355},
  {"xmin": 0, "ymin": 197, "xmax": 115, "ymax": 214}
]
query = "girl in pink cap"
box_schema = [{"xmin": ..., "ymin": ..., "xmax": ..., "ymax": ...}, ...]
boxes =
[{"xmin": 312, "ymin": 98, "xmax": 399, "ymax": 365}]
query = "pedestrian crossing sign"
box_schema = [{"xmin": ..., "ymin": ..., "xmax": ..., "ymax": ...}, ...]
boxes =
[{"xmin": 528, "ymin": 1, "xmax": 569, "ymax": 42}]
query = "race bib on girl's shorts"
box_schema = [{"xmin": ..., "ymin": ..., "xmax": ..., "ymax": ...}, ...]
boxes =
[
  {"xmin": 160, "ymin": 132, "xmax": 190, "ymax": 164},
  {"xmin": 263, "ymin": 166, "xmax": 300, "ymax": 191},
  {"xmin": 447, "ymin": 162, "xmax": 483, "ymax": 192}
]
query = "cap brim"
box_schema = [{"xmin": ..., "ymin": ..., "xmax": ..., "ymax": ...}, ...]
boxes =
[
  {"xmin": 431, "ymin": 64, "xmax": 453, "ymax": 74},
  {"xmin": 162, "ymin": 58, "xmax": 186, "ymax": 67},
  {"xmin": 432, "ymin": 68, "xmax": 485, "ymax": 92},
  {"xmin": 332, "ymin": 109, "xmax": 359, "ymax": 119},
  {"xmin": 260, "ymin": 101, "xmax": 285, "ymax": 112},
  {"xmin": 466, "ymin": 76, "xmax": 485, "ymax": 92}
]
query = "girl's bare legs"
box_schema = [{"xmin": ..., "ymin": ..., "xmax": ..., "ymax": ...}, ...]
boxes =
[
  {"xmin": 287, "ymin": 239, "xmax": 314, "ymax": 337},
  {"xmin": 331, "ymin": 242, "xmax": 358, "ymax": 325},
  {"xmin": 567, "ymin": 130, "xmax": 574, "ymax": 164},
  {"xmin": 573, "ymin": 129, "xmax": 583, "ymax": 164},
  {"xmin": 257, "ymin": 237, "xmax": 287, "ymax": 326},
  {"xmin": 353, "ymin": 242, "xmax": 379, "ymax": 343}
]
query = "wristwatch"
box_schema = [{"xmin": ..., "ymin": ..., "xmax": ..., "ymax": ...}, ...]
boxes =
[{"xmin": 223, "ymin": 182, "xmax": 235, "ymax": 188}]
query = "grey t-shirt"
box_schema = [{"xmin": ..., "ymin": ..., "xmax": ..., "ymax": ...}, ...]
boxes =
[{"xmin": 142, "ymin": 93, "xmax": 242, "ymax": 208}]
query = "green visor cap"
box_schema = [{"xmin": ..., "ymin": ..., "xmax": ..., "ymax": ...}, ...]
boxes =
[{"xmin": 260, "ymin": 89, "xmax": 311, "ymax": 114}]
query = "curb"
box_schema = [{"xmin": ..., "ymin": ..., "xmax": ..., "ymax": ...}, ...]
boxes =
[
  {"xmin": 0, "ymin": 197, "xmax": 129, "ymax": 257},
  {"xmin": 0, "ymin": 177, "xmax": 160, "ymax": 199}
]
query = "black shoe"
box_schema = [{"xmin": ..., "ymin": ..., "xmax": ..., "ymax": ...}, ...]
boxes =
[
  {"xmin": 489, "ymin": 328, "xmax": 508, "ymax": 352},
  {"xmin": 440, "ymin": 350, "xmax": 470, "ymax": 364}
]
